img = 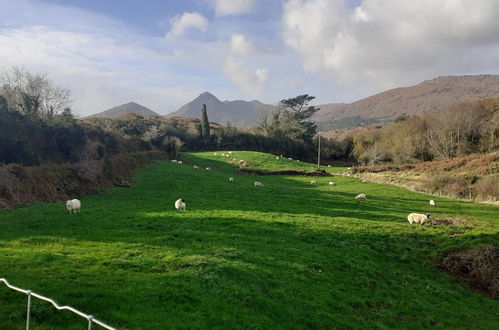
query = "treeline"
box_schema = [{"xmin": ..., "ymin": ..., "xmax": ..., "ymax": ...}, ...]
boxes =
[{"xmin": 350, "ymin": 98, "xmax": 499, "ymax": 164}]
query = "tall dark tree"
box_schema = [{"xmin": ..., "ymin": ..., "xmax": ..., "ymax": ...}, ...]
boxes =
[
  {"xmin": 200, "ymin": 103, "xmax": 210, "ymax": 139},
  {"xmin": 279, "ymin": 94, "xmax": 319, "ymax": 144}
]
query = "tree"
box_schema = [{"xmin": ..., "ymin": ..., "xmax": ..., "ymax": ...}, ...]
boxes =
[
  {"xmin": 278, "ymin": 94, "xmax": 319, "ymax": 144},
  {"xmin": 200, "ymin": 103, "xmax": 210, "ymax": 140},
  {"xmin": 0, "ymin": 67, "xmax": 72, "ymax": 121}
]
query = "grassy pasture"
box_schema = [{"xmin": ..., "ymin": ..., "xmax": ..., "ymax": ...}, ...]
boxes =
[{"xmin": 0, "ymin": 151, "xmax": 498, "ymax": 329}]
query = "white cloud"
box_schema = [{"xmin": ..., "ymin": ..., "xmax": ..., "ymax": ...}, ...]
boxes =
[
  {"xmin": 214, "ymin": 0, "xmax": 256, "ymax": 16},
  {"xmin": 166, "ymin": 12, "xmax": 208, "ymax": 38},
  {"xmin": 230, "ymin": 33, "xmax": 254, "ymax": 53},
  {"xmin": 282, "ymin": 0, "xmax": 499, "ymax": 91},
  {"xmin": 224, "ymin": 57, "xmax": 267, "ymax": 97}
]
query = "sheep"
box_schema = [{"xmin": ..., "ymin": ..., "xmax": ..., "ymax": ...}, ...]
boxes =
[
  {"xmin": 429, "ymin": 200, "xmax": 437, "ymax": 207},
  {"xmin": 221, "ymin": 153, "xmax": 226, "ymax": 157},
  {"xmin": 310, "ymin": 180, "xmax": 317, "ymax": 185},
  {"xmin": 206, "ymin": 167, "xmax": 211, "ymax": 171},
  {"xmin": 229, "ymin": 177, "xmax": 234, "ymax": 182},
  {"xmin": 171, "ymin": 160, "xmax": 178, "ymax": 163},
  {"xmin": 193, "ymin": 165, "xmax": 199, "ymax": 169},
  {"xmin": 66, "ymin": 199, "xmax": 81, "ymax": 214},
  {"xmin": 275, "ymin": 156, "xmax": 279, "ymax": 160},
  {"xmin": 288, "ymin": 157, "xmax": 293, "ymax": 160},
  {"xmin": 178, "ymin": 160, "xmax": 183, "ymax": 164},
  {"xmin": 328, "ymin": 165, "xmax": 331, "ymax": 168},
  {"xmin": 355, "ymin": 193, "xmax": 366, "ymax": 200},
  {"xmin": 328, "ymin": 182, "xmax": 336, "ymax": 186},
  {"xmin": 175, "ymin": 198, "xmax": 186, "ymax": 212},
  {"xmin": 214, "ymin": 152, "xmax": 218, "ymax": 156},
  {"xmin": 254, "ymin": 181, "xmax": 264, "ymax": 187},
  {"xmin": 407, "ymin": 213, "xmax": 430, "ymax": 225},
  {"xmin": 228, "ymin": 151, "xmax": 233, "ymax": 154}
]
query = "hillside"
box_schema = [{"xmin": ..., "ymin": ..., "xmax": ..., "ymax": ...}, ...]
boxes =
[
  {"xmin": 87, "ymin": 102, "xmax": 159, "ymax": 119},
  {"xmin": 169, "ymin": 92, "xmax": 276, "ymax": 127},
  {"xmin": 0, "ymin": 151, "xmax": 497, "ymax": 328},
  {"xmin": 314, "ymin": 75, "xmax": 499, "ymax": 129}
]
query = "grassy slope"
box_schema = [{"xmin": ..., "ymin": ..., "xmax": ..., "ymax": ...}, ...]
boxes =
[{"xmin": 0, "ymin": 151, "xmax": 497, "ymax": 329}]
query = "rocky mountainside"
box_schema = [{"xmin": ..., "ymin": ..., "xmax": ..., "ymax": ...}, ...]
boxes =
[
  {"xmin": 86, "ymin": 102, "xmax": 159, "ymax": 119},
  {"xmin": 314, "ymin": 75, "xmax": 499, "ymax": 129},
  {"xmin": 169, "ymin": 92, "xmax": 275, "ymax": 127}
]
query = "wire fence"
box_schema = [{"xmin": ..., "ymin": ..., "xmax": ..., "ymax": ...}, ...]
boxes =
[{"xmin": 0, "ymin": 278, "xmax": 116, "ymax": 330}]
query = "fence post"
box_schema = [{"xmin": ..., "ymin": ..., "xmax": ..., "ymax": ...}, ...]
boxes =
[
  {"xmin": 88, "ymin": 315, "xmax": 93, "ymax": 330},
  {"xmin": 26, "ymin": 290, "xmax": 32, "ymax": 330}
]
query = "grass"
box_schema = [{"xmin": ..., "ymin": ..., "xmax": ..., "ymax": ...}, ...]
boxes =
[{"xmin": 0, "ymin": 151, "xmax": 498, "ymax": 329}]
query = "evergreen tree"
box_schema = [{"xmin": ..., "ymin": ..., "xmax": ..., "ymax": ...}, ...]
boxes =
[{"xmin": 200, "ymin": 103, "xmax": 210, "ymax": 139}]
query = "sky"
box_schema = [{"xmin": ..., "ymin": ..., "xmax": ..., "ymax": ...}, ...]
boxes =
[{"xmin": 1, "ymin": 0, "xmax": 499, "ymax": 116}]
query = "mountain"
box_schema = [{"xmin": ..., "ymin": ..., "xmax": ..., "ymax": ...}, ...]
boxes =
[
  {"xmin": 87, "ymin": 102, "xmax": 159, "ymax": 119},
  {"xmin": 168, "ymin": 92, "xmax": 275, "ymax": 127},
  {"xmin": 314, "ymin": 75, "xmax": 499, "ymax": 130}
]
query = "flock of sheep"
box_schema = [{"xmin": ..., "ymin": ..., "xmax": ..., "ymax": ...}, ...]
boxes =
[{"xmin": 66, "ymin": 153, "xmax": 440, "ymax": 226}]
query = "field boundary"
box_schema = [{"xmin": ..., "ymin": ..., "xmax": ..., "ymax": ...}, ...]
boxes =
[{"xmin": 0, "ymin": 278, "xmax": 115, "ymax": 330}]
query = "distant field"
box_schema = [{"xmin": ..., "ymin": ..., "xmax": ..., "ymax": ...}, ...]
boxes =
[{"xmin": 0, "ymin": 151, "xmax": 497, "ymax": 329}]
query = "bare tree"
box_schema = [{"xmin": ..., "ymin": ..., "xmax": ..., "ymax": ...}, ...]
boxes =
[{"xmin": 0, "ymin": 67, "xmax": 72, "ymax": 120}]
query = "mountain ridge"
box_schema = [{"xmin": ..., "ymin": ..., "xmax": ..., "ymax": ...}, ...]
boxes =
[{"xmin": 86, "ymin": 102, "xmax": 160, "ymax": 119}]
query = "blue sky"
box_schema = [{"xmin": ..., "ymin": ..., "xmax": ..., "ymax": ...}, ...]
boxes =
[{"xmin": 1, "ymin": 0, "xmax": 498, "ymax": 116}]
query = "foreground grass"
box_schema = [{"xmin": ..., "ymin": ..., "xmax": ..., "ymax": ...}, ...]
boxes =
[{"xmin": 0, "ymin": 151, "xmax": 497, "ymax": 329}]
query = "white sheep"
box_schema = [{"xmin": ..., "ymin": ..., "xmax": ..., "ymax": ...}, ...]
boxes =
[
  {"xmin": 328, "ymin": 165, "xmax": 331, "ymax": 168},
  {"xmin": 328, "ymin": 182, "xmax": 336, "ymax": 186},
  {"xmin": 206, "ymin": 167, "xmax": 211, "ymax": 171},
  {"xmin": 171, "ymin": 160, "xmax": 178, "ymax": 163},
  {"xmin": 214, "ymin": 152, "xmax": 218, "ymax": 156},
  {"xmin": 178, "ymin": 160, "xmax": 183, "ymax": 164},
  {"xmin": 429, "ymin": 200, "xmax": 437, "ymax": 207},
  {"xmin": 355, "ymin": 193, "xmax": 366, "ymax": 200},
  {"xmin": 254, "ymin": 181, "xmax": 264, "ymax": 187},
  {"xmin": 288, "ymin": 157, "xmax": 293, "ymax": 160},
  {"xmin": 175, "ymin": 198, "xmax": 186, "ymax": 212},
  {"xmin": 193, "ymin": 165, "xmax": 199, "ymax": 169},
  {"xmin": 66, "ymin": 199, "xmax": 81, "ymax": 214},
  {"xmin": 229, "ymin": 177, "xmax": 234, "ymax": 182},
  {"xmin": 221, "ymin": 153, "xmax": 226, "ymax": 157},
  {"xmin": 310, "ymin": 180, "xmax": 317, "ymax": 185},
  {"xmin": 276, "ymin": 156, "xmax": 279, "ymax": 160},
  {"xmin": 228, "ymin": 151, "xmax": 233, "ymax": 154},
  {"xmin": 407, "ymin": 213, "xmax": 430, "ymax": 225}
]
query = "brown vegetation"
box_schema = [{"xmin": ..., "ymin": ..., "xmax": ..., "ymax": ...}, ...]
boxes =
[
  {"xmin": 0, "ymin": 151, "xmax": 168, "ymax": 208},
  {"xmin": 434, "ymin": 246, "xmax": 499, "ymax": 299},
  {"xmin": 237, "ymin": 168, "xmax": 332, "ymax": 176}
]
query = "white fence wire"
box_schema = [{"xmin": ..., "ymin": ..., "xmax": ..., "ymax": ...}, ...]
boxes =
[{"xmin": 0, "ymin": 278, "xmax": 116, "ymax": 330}]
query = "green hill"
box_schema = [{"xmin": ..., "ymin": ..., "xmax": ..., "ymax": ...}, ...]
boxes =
[{"xmin": 0, "ymin": 151, "xmax": 497, "ymax": 329}]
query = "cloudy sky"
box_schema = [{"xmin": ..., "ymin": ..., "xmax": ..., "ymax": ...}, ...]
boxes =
[{"xmin": 1, "ymin": 0, "xmax": 499, "ymax": 116}]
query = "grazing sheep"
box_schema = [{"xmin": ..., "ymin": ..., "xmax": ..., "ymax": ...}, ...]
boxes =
[
  {"xmin": 221, "ymin": 153, "xmax": 226, "ymax": 157},
  {"xmin": 276, "ymin": 156, "xmax": 279, "ymax": 160},
  {"xmin": 193, "ymin": 165, "xmax": 199, "ymax": 169},
  {"xmin": 229, "ymin": 177, "xmax": 234, "ymax": 182},
  {"xmin": 171, "ymin": 160, "xmax": 178, "ymax": 163},
  {"xmin": 239, "ymin": 160, "xmax": 244, "ymax": 163},
  {"xmin": 175, "ymin": 198, "xmax": 186, "ymax": 212},
  {"xmin": 355, "ymin": 193, "xmax": 366, "ymax": 200},
  {"xmin": 328, "ymin": 165, "xmax": 331, "ymax": 168},
  {"xmin": 328, "ymin": 182, "xmax": 336, "ymax": 186},
  {"xmin": 429, "ymin": 200, "xmax": 437, "ymax": 207},
  {"xmin": 225, "ymin": 155, "xmax": 229, "ymax": 158},
  {"xmin": 66, "ymin": 199, "xmax": 81, "ymax": 214},
  {"xmin": 178, "ymin": 160, "xmax": 183, "ymax": 164},
  {"xmin": 214, "ymin": 152, "xmax": 218, "ymax": 156},
  {"xmin": 228, "ymin": 151, "xmax": 233, "ymax": 154},
  {"xmin": 288, "ymin": 157, "xmax": 293, "ymax": 160},
  {"xmin": 254, "ymin": 181, "xmax": 264, "ymax": 187},
  {"xmin": 310, "ymin": 180, "xmax": 317, "ymax": 185},
  {"xmin": 407, "ymin": 213, "xmax": 430, "ymax": 225},
  {"xmin": 206, "ymin": 167, "xmax": 211, "ymax": 171}
]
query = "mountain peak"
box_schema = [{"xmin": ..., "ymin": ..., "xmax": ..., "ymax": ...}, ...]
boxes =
[{"xmin": 86, "ymin": 101, "xmax": 159, "ymax": 119}]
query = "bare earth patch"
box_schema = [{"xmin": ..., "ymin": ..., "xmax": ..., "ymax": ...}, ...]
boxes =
[{"xmin": 434, "ymin": 246, "xmax": 499, "ymax": 299}]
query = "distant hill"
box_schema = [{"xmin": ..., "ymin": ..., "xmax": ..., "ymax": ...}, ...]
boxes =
[
  {"xmin": 314, "ymin": 75, "xmax": 499, "ymax": 130},
  {"xmin": 86, "ymin": 102, "xmax": 159, "ymax": 119},
  {"xmin": 168, "ymin": 92, "xmax": 276, "ymax": 127}
]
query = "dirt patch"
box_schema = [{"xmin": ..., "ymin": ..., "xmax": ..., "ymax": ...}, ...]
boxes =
[
  {"xmin": 237, "ymin": 168, "xmax": 332, "ymax": 176},
  {"xmin": 434, "ymin": 246, "xmax": 499, "ymax": 299},
  {"xmin": 431, "ymin": 217, "xmax": 472, "ymax": 226}
]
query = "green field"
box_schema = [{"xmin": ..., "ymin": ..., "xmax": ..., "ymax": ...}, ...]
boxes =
[{"xmin": 0, "ymin": 151, "xmax": 498, "ymax": 329}]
